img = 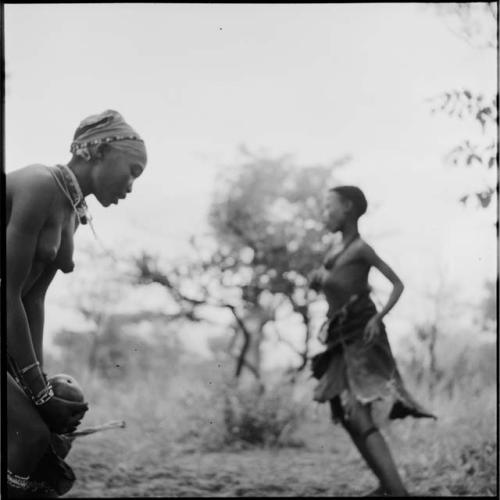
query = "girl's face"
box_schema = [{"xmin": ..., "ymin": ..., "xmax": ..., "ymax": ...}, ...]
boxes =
[
  {"xmin": 92, "ymin": 147, "xmax": 146, "ymax": 207},
  {"xmin": 323, "ymin": 191, "xmax": 349, "ymax": 232}
]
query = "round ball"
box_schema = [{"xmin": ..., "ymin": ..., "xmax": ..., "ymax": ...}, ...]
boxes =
[{"xmin": 49, "ymin": 373, "xmax": 84, "ymax": 402}]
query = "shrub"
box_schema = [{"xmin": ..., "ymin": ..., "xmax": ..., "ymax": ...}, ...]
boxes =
[{"xmin": 185, "ymin": 377, "xmax": 307, "ymax": 451}]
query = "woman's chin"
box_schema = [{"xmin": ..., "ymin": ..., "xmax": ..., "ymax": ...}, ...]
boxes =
[
  {"xmin": 99, "ymin": 196, "xmax": 116, "ymax": 207},
  {"xmin": 98, "ymin": 199, "xmax": 112, "ymax": 208}
]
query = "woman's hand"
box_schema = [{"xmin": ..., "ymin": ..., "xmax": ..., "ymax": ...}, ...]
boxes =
[
  {"xmin": 38, "ymin": 396, "xmax": 89, "ymax": 434},
  {"xmin": 364, "ymin": 314, "xmax": 382, "ymax": 343},
  {"xmin": 51, "ymin": 433, "xmax": 76, "ymax": 459}
]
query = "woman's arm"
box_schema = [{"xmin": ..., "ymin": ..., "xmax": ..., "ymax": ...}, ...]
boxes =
[
  {"xmin": 6, "ymin": 172, "xmax": 56, "ymax": 395},
  {"xmin": 7, "ymin": 169, "xmax": 89, "ymax": 433},
  {"xmin": 22, "ymin": 265, "xmax": 58, "ymax": 368}
]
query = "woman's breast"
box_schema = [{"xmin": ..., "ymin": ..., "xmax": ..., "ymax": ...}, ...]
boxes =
[
  {"xmin": 21, "ymin": 213, "xmax": 76, "ymax": 296},
  {"xmin": 36, "ymin": 225, "xmax": 61, "ymax": 263},
  {"xmin": 35, "ymin": 216, "xmax": 75, "ymax": 273}
]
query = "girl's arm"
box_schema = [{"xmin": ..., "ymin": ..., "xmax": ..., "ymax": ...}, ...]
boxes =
[
  {"xmin": 363, "ymin": 243, "xmax": 404, "ymax": 319},
  {"xmin": 361, "ymin": 243, "xmax": 404, "ymax": 339}
]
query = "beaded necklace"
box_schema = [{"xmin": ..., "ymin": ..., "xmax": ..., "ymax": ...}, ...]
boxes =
[
  {"xmin": 48, "ymin": 165, "xmax": 91, "ymax": 225},
  {"xmin": 47, "ymin": 164, "xmax": 116, "ymax": 260}
]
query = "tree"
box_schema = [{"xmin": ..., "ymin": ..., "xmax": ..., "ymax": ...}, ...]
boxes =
[
  {"xmin": 429, "ymin": 2, "xmax": 498, "ymax": 209},
  {"xmin": 55, "ymin": 243, "xmax": 181, "ymax": 375},
  {"xmin": 54, "ymin": 244, "xmax": 126, "ymax": 371},
  {"xmin": 432, "ymin": 2, "xmax": 497, "ymax": 50},
  {"xmin": 413, "ymin": 268, "xmax": 465, "ymax": 397},
  {"xmin": 136, "ymin": 148, "xmax": 349, "ymax": 382},
  {"xmin": 52, "ymin": 311, "xmax": 183, "ymax": 380}
]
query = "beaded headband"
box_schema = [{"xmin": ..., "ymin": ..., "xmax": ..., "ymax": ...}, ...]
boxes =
[{"xmin": 70, "ymin": 134, "xmax": 144, "ymax": 160}]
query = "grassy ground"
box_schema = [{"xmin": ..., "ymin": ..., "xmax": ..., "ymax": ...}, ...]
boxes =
[{"xmin": 60, "ymin": 368, "xmax": 497, "ymax": 498}]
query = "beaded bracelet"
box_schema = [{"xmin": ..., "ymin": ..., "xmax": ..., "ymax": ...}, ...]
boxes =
[
  {"xmin": 7, "ymin": 470, "xmax": 30, "ymax": 490},
  {"xmin": 7, "ymin": 355, "xmax": 53, "ymax": 405},
  {"xmin": 20, "ymin": 366, "xmax": 53, "ymax": 405},
  {"xmin": 33, "ymin": 383, "xmax": 54, "ymax": 406}
]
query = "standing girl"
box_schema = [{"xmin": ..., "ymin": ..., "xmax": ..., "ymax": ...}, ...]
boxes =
[{"xmin": 310, "ymin": 186, "xmax": 435, "ymax": 496}]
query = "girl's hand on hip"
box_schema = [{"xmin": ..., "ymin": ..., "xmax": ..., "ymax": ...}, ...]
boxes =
[
  {"xmin": 364, "ymin": 315, "xmax": 382, "ymax": 343},
  {"xmin": 309, "ymin": 268, "xmax": 326, "ymax": 291}
]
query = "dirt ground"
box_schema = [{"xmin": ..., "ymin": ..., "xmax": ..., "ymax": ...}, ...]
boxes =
[
  {"xmin": 58, "ymin": 357, "xmax": 497, "ymax": 498},
  {"xmin": 65, "ymin": 417, "xmax": 497, "ymax": 498}
]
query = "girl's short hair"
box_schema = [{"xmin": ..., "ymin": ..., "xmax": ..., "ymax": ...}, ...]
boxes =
[{"xmin": 330, "ymin": 185, "xmax": 368, "ymax": 217}]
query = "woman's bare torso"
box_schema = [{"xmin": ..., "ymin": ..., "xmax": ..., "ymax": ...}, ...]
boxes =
[
  {"xmin": 6, "ymin": 165, "xmax": 77, "ymax": 297},
  {"xmin": 321, "ymin": 238, "xmax": 371, "ymax": 315}
]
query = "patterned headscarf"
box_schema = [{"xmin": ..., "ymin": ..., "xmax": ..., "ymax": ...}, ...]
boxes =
[{"xmin": 70, "ymin": 110, "xmax": 147, "ymax": 163}]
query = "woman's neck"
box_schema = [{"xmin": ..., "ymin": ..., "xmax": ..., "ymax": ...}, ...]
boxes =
[
  {"xmin": 340, "ymin": 220, "xmax": 359, "ymax": 245},
  {"xmin": 66, "ymin": 158, "xmax": 93, "ymax": 197}
]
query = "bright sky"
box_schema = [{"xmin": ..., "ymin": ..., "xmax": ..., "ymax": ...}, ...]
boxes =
[{"xmin": 4, "ymin": 3, "xmax": 498, "ymax": 362}]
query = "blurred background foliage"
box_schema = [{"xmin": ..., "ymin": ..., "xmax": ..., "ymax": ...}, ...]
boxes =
[{"xmin": 428, "ymin": 2, "xmax": 498, "ymax": 210}]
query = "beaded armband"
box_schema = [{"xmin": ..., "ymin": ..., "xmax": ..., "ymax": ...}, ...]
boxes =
[{"xmin": 7, "ymin": 355, "xmax": 54, "ymax": 405}]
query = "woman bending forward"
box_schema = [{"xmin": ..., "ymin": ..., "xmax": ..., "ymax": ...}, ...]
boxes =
[{"xmin": 6, "ymin": 109, "xmax": 147, "ymax": 497}]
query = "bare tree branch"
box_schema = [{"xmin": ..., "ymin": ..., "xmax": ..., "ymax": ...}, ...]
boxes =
[
  {"xmin": 225, "ymin": 304, "xmax": 252, "ymax": 378},
  {"xmin": 137, "ymin": 254, "xmax": 263, "ymax": 379},
  {"xmin": 282, "ymin": 291, "xmax": 312, "ymax": 371}
]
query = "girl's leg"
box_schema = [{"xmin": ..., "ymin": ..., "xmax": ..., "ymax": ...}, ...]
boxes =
[
  {"xmin": 8, "ymin": 373, "xmax": 51, "ymax": 497},
  {"xmin": 349, "ymin": 433, "xmax": 386, "ymax": 495},
  {"xmin": 330, "ymin": 398, "xmax": 384, "ymax": 494},
  {"xmin": 332, "ymin": 398, "xmax": 408, "ymax": 496}
]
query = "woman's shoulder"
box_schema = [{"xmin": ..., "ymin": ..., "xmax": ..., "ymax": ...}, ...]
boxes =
[
  {"xmin": 7, "ymin": 164, "xmax": 59, "ymax": 212},
  {"xmin": 8, "ymin": 164, "xmax": 57, "ymax": 193},
  {"xmin": 351, "ymin": 237, "xmax": 377, "ymax": 261},
  {"xmin": 8, "ymin": 163, "xmax": 53, "ymax": 181}
]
